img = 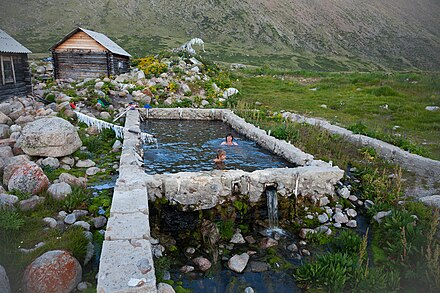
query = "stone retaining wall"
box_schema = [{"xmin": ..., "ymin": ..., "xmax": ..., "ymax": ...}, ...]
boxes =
[
  {"xmin": 97, "ymin": 110, "xmax": 156, "ymax": 293},
  {"xmin": 281, "ymin": 112, "xmax": 440, "ymax": 178},
  {"xmin": 146, "ymin": 166, "xmax": 344, "ymax": 210}
]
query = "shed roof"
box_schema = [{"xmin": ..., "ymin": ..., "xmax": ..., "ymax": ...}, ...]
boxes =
[
  {"xmin": 51, "ymin": 27, "xmax": 131, "ymax": 57},
  {"xmin": 0, "ymin": 29, "xmax": 32, "ymax": 54}
]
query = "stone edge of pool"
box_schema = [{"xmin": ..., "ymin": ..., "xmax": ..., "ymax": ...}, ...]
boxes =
[{"xmin": 97, "ymin": 108, "xmax": 345, "ymax": 292}]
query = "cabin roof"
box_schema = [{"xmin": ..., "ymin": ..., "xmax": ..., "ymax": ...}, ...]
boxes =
[
  {"xmin": 51, "ymin": 27, "xmax": 131, "ymax": 57},
  {"xmin": 0, "ymin": 29, "xmax": 32, "ymax": 54}
]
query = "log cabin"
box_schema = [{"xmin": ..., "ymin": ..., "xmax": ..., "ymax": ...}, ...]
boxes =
[
  {"xmin": 0, "ymin": 28, "xmax": 32, "ymax": 101},
  {"xmin": 50, "ymin": 27, "xmax": 131, "ymax": 80}
]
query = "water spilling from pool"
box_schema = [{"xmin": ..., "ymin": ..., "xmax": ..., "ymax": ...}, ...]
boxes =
[
  {"xmin": 267, "ymin": 186, "xmax": 279, "ymax": 229},
  {"xmin": 141, "ymin": 119, "xmax": 294, "ymax": 174}
]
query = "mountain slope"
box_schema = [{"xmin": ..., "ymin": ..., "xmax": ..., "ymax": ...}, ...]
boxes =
[{"xmin": 1, "ymin": 0, "xmax": 439, "ymax": 70}]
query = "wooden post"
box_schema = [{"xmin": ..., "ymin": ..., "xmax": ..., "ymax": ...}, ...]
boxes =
[
  {"xmin": 0, "ymin": 55, "xmax": 4, "ymax": 85},
  {"xmin": 10, "ymin": 56, "xmax": 16, "ymax": 84}
]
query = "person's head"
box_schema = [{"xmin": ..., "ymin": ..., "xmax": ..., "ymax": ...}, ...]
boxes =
[
  {"xmin": 216, "ymin": 149, "xmax": 226, "ymax": 160},
  {"xmin": 225, "ymin": 133, "xmax": 234, "ymax": 144}
]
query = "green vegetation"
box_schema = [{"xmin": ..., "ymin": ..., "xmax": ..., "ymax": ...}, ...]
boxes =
[
  {"xmin": 232, "ymin": 96, "xmax": 439, "ymax": 292},
  {"xmin": 0, "ymin": 209, "xmax": 25, "ymax": 231},
  {"xmin": 232, "ymin": 70, "xmax": 440, "ymax": 160},
  {"xmin": 62, "ymin": 186, "xmax": 90, "ymax": 212},
  {"xmin": 217, "ymin": 220, "xmax": 235, "ymax": 241}
]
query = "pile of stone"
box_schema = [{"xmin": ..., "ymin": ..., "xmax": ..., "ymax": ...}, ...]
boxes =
[
  {"xmin": 30, "ymin": 61, "xmax": 54, "ymax": 81},
  {"xmin": 30, "ymin": 55, "xmax": 238, "ymax": 113}
]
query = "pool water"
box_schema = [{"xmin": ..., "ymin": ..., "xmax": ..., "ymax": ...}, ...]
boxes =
[{"xmin": 141, "ymin": 119, "xmax": 293, "ymax": 174}]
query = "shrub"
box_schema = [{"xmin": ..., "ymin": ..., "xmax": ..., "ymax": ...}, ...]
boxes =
[
  {"xmin": 136, "ymin": 56, "xmax": 168, "ymax": 76},
  {"xmin": 168, "ymin": 82, "xmax": 179, "ymax": 92}
]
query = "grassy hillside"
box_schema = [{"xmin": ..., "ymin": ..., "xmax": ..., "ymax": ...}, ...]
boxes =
[
  {"xmin": 1, "ymin": 0, "xmax": 439, "ymax": 71},
  {"xmin": 232, "ymin": 69, "xmax": 440, "ymax": 160}
]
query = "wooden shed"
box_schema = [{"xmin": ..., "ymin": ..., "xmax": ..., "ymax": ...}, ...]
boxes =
[
  {"xmin": 50, "ymin": 27, "xmax": 131, "ymax": 80},
  {"xmin": 0, "ymin": 28, "xmax": 32, "ymax": 101}
]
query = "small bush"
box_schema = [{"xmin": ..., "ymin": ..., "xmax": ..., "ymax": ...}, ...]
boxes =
[
  {"xmin": 88, "ymin": 192, "xmax": 112, "ymax": 217},
  {"xmin": 136, "ymin": 56, "xmax": 168, "ymax": 76},
  {"xmin": 168, "ymin": 81, "xmax": 179, "ymax": 92}
]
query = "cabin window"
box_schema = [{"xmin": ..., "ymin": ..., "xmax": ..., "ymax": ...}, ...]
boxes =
[
  {"xmin": 1, "ymin": 56, "xmax": 16, "ymax": 85},
  {"xmin": 118, "ymin": 61, "xmax": 124, "ymax": 69}
]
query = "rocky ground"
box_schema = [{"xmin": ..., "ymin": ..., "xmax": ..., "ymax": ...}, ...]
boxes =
[{"xmin": 1, "ymin": 54, "xmax": 438, "ymax": 292}]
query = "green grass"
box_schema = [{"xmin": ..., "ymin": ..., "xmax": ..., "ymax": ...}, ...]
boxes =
[{"xmin": 232, "ymin": 70, "xmax": 440, "ymax": 160}]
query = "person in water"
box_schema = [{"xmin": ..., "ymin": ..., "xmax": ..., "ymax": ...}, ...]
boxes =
[
  {"xmin": 221, "ymin": 133, "xmax": 238, "ymax": 146},
  {"xmin": 214, "ymin": 149, "xmax": 226, "ymax": 169}
]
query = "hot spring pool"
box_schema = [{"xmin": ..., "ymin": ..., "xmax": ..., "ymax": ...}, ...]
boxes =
[{"xmin": 141, "ymin": 119, "xmax": 293, "ymax": 174}]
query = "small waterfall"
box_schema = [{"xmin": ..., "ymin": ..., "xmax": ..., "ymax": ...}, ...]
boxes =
[{"xmin": 266, "ymin": 186, "xmax": 279, "ymax": 229}]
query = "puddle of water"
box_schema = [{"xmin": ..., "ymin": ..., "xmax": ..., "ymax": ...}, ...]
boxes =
[{"xmin": 141, "ymin": 120, "xmax": 294, "ymax": 174}]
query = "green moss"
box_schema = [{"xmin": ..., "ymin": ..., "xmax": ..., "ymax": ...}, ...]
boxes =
[
  {"xmin": 154, "ymin": 256, "xmax": 172, "ymax": 282},
  {"xmin": 217, "ymin": 220, "xmax": 234, "ymax": 241},
  {"xmin": 175, "ymin": 285, "xmax": 192, "ymax": 293}
]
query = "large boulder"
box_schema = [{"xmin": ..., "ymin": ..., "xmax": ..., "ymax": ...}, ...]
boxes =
[
  {"xmin": 2, "ymin": 155, "xmax": 30, "ymax": 185},
  {"xmin": 18, "ymin": 117, "xmax": 81, "ymax": 157},
  {"xmin": 22, "ymin": 250, "xmax": 82, "ymax": 293},
  {"xmin": 8, "ymin": 162, "xmax": 49, "ymax": 194},
  {"xmin": 0, "ymin": 264, "xmax": 11, "ymax": 293}
]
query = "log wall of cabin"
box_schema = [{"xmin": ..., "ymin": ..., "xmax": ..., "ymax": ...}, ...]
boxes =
[
  {"xmin": 109, "ymin": 54, "xmax": 130, "ymax": 76},
  {"xmin": 52, "ymin": 51, "xmax": 109, "ymax": 80},
  {"xmin": 0, "ymin": 53, "xmax": 31, "ymax": 101}
]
